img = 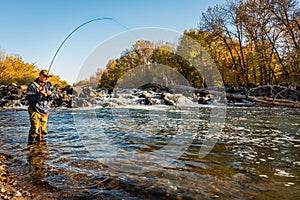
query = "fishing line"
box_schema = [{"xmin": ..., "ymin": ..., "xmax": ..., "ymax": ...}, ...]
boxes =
[{"xmin": 47, "ymin": 17, "xmax": 130, "ymax": 73}]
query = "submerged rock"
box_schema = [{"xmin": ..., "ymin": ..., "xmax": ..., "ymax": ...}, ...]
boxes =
[{"xmin": 0, "ymin": 153, "xmax": 31, "ymax": 200}]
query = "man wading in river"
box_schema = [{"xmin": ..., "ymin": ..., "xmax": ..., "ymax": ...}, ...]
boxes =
[{"xmin": 27, "ymin": 69, "xmax": 55, "ymax": 144}]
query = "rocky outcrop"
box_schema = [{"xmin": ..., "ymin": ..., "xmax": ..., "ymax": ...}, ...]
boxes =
[
  {"xmin": 0, "ymin": 83, "xmax": 299, "ymax": 109},
  {"xmin": 0, "ymin": 84, "xmax": 27, "ymax": 108}
]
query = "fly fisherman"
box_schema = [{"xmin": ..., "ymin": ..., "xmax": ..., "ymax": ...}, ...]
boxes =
[{"xmin": 27, "ymin": 69, "xmax": 55, "ymax": 144}]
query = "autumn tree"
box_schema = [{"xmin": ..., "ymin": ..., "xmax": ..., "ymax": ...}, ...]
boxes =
[
  {"xmin": 98, "ymin": 40, "xmax": 155, "ymax": 88},
  {"xmin": 0, "ymin": 53, "xmax": 37, "ymax": 85},
  {"xmin": 267, "ymin": 0, "xmax": 300, "ymax": 82},
  {"xmin": 0, "ymin": 50, "xmax": 69, "ymax": 86},
  {"xmin": 198, "ymin": 0, "xmax": 299, "ymax": 87}
]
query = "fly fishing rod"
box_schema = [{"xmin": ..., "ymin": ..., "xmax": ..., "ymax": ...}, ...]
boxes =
[{"xmin": 47, "ymin": 17, "xmax": 129, "ymax": 74}]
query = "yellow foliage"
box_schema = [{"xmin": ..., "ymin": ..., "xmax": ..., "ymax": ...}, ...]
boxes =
[{"xmin": 0, "ymin": 51, "xmax": 69, "ymax": 87}]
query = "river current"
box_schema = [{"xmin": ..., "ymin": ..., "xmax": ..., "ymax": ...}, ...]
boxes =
[{"xmin": 0, "ymin": 93, "xmax": 299, "ymax": 199}]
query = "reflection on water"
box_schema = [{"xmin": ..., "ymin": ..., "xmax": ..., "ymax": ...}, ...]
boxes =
[
  {"xmin": 27, "ymin": 142, "xmax": 50, "ymax": 184},
  {"xmin": 0, "ymin": 105, "xmax": 299, "ymax": 199}
]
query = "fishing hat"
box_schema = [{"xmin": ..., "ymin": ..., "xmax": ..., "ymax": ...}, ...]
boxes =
[{"xmin": 39, "ymin": 69, "xmax": 52, "ymax": 77}]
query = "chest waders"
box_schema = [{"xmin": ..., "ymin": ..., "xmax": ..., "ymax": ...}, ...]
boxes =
[{"xmin": 28, "ymin": 82, "xmax": 49, "ymax": 144}]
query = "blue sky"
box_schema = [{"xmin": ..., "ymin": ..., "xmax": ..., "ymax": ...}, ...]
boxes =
[{"xmin": 0, "ymin": 0, "xmax": 226, "ymax": 84}]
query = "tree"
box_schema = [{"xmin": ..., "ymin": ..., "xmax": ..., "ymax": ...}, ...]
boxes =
[
  {"xmin": 0, "ymin": 50, "xmax": 69, "ymax": 86},
  {"xmin": 198, "ymin": 0, "xmax": 300, "ymax": 87}
]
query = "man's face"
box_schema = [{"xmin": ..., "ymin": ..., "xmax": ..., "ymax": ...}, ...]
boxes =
[{"xmin": 39, "ymin": 74, "xmax": 49, "ymax": 83}]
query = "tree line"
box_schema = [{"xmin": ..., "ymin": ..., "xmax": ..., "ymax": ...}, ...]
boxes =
[
  {"xmin": 1, "ymin": 0, "xmax": 299, "ymax": 89},
  {"xmin": 95, "ymin": 0, "xmax": 299, "ymax": 89}
]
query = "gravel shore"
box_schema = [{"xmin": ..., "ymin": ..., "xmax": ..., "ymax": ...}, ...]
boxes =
[
  {"xmin": 1, "ymin": 153, "xmax": 31, "ymax": 200},
  {"xmin": 0, "ymin": 153, "xmax": 57, "ymax": 200}
]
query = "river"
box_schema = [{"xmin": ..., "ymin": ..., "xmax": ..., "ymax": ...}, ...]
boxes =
[{"xmin": 0, "ymin": 94, "xmax": 299, "ymax": 199}]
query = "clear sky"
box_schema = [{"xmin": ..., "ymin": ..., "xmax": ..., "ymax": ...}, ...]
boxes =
[{"xmin": 0, "ymin": 0, "xmax": 226, "ymax": 84}]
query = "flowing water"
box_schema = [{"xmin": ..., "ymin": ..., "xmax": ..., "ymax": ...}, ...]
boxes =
[{"xmin": 0, "ymin": 96, "xmax": 299, "ymax": 199}]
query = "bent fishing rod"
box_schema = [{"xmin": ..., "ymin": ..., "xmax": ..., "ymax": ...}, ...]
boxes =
[{"xmin": 47, "ymin": 17, "xmax": 129, "ymax": 74}]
